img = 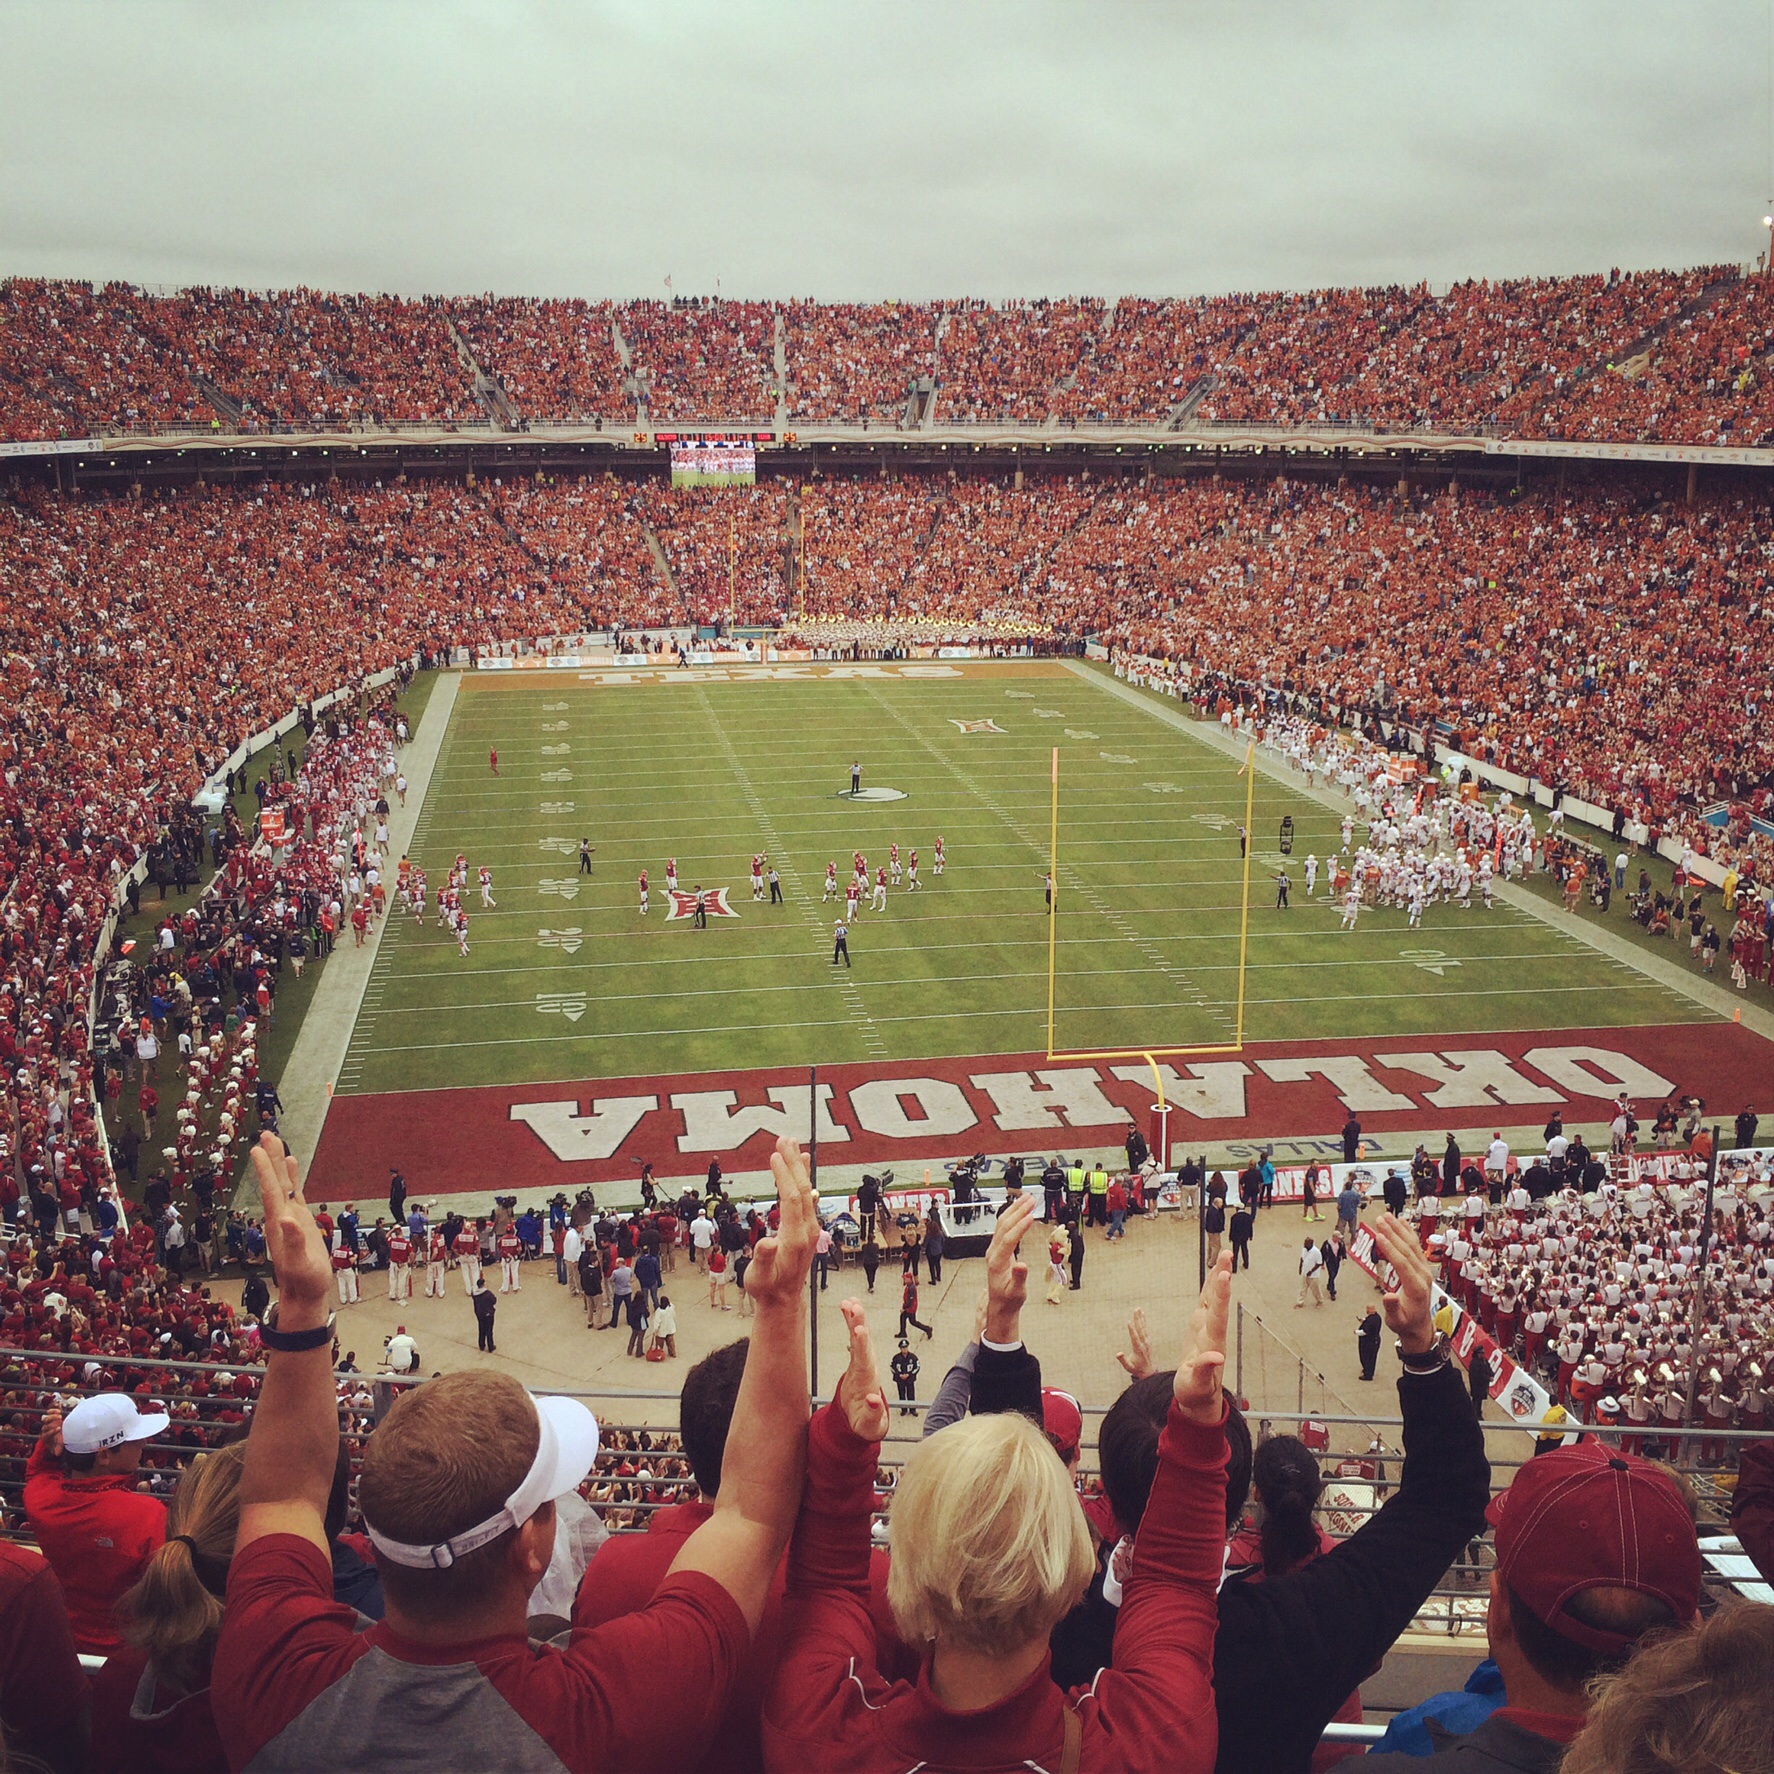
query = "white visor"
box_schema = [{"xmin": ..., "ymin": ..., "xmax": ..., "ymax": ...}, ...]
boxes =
[{"xmin": 365, "ymin": 1395, "xmax": 599, "ymax": 1570}]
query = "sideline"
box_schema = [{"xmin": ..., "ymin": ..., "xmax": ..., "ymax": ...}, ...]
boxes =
[
  {"xmin": 1065, "ymin": 660, "xmax": 1774, "ymax": 1043},
  {"xmin": 263, "ymin": 671, "xmax": 462, "ymax": 1189}
]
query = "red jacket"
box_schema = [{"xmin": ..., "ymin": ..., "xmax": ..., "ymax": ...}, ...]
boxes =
[
  {"xmin": 90, "ymin": 1646, "xmax": 227, "ymax": 1774},
  {"xmin": 1732, "ymin": 1441, "xmax": 1774, "ymax": 1584},
  {"xmin": 574, "ymin": 1501, "xmax": 905, "ymax": 1774},
  {"xmin": 762, "ymin": 1401, "xmax": 1227, "ymax": 1773},
  {"xmin": 0, "ymin": 1543, "xmax": 89, "ymax": 1755},
  {"xmin": 24, "ymin": 1438, "xmax": 166, "ymax": 1654}
]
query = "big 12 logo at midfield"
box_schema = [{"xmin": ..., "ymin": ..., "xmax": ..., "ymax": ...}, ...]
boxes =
[{"xmin": 665, "ymin": 888, "xmax": 737, "ymax": 920}]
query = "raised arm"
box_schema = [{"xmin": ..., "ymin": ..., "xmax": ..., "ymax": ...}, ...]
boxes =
[
  {"xmin": 1088, "ymin": 1256, "xmax": 1232, "ymax": 1757},
  {"xmin": 787, "ymin": 1299, "xmax": 891, "ymax": 1597},
  {"xmin": 1210, "ymin": 1213, "xmax": 1491, "ymax": 1770},
  {"xmin": 971, "ymin": 1194, "xmax": 1043, "ymax": 1423},
  {"xmin": 236, "ymin": 1133, "xmax": 339, "ymax": 1554},
  {"xmin": 1116, "ymin": 1306, "xmax": 1155, "ymax": 1380},
  {"xmin": 668, "ymin": 1134, "xmax": 815, "ymax": 1630}
]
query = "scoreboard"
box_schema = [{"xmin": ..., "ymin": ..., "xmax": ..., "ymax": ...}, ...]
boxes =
[{"xmin": 668, "ymin": 437, "xmax": 758, "ymax": 487}]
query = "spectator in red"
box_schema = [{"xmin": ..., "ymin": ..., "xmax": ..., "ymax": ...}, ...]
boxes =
[
  {"xmin": 0, "ymin": 1540, "xmax": 90, "ymax": 1773},
  {"xmin": 764, "ymin": 1208, "xmax": 1233, "ymax": 1774},
  {"xmin": 24, "ymin": 1391, "xmax": 171, "ymax": 1654},
  {"xmin": 574, "ymin": 1338, "xmax": 901, "ymax": 1774},
  {"xmin": 1731, "ymin": 1439, "xmax": 1774, "ymax": 1585},
  {"xmin": 211, "ymin": 1131, "xmax": 817, "ymax": 1772},
  {"xmin": 89, "ymin": 1441, "xmax": 245, "ymax": 1774},
  {"xmin": 1361, "ymin": 1440, "xmax": 1702, "ymax": 1770}
]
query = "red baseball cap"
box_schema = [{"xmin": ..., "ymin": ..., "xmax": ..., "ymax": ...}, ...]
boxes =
[
  {"xmin": 1041, "ymin": 1388, "xmax": 1083, "ymax": 1462},
  {"xmin": 1487, "ymin": 1441, "xmax": 1701, "ymax": 1653}
]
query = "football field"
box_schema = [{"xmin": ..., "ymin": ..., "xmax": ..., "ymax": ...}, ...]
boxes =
[{"xmin": 334, "ymin": 658, "xmax": 1701, "ymax": 1100}]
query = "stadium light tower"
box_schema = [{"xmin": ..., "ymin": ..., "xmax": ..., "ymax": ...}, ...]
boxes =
[{"xmin": 1765, "ymin": 211, "xmax": 1773, "ymax": 276}]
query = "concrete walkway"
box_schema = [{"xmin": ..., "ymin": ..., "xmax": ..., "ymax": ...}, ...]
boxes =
[
  {"xmin": 1066, "ymin": 661, "xmax": 1774, "ymax": 1042},
  {"xmin": 269, "ymin": 672, "xmax": 462, "ymax": 1187}
]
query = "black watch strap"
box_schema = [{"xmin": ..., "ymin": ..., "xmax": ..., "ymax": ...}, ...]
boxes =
[
  {"xmin": 261, "ymin": 1314, "xmax": 335, "ymax": 1353},
  {"xmin": 1397, "ymin": 1334, "xmax": 1452, "ymax": 1372}
]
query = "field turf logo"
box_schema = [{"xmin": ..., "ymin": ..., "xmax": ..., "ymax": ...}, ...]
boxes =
[
  {"xmin": 950, "ymin": 718, "xmax": 1006, "ymax": 734},
  {"xmin": 666, "ymin": 888, "xmax": 737, "ymax": 920}
]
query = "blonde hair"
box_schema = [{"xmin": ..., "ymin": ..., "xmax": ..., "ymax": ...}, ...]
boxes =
[
  {"xmin": 1560, "ymin": 1601, "xmax": 1774, "ymax": 1774},
  {"xmin": 887, "ymin": 1412, "xmax": 1093, "ymax": 1657},
  {"xmin": 120, "ymin": 1441, "xmax": 245, "ymax": 1695}
]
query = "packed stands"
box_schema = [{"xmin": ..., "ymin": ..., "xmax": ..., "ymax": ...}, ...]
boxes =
[
  {"xmin": 10, "ymin": 264, "xmax": 1774, "ymax": 443},
  {"xmin": 783, "ymin": 299, "xmax": 938, "ymax": 423},
  {"xmin": 619, "ymin": 298, "xmax": 777, "ymax": 423},
  {"xmin": 640, "ymin": 481, "xmax": 791, "ymax": 620},
  {"xmin": 453, "ymin": 297, "xmax": 630, "ymax": 425},
  {"xmin": 932, "ymin": 298, "xmax": 1104, "ymax": 423},
  {"xmin": 0, "ymin": 281, "xmax": 480, "ymax": 438}
]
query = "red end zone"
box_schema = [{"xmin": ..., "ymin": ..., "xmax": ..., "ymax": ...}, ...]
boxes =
[{"xmin": 305, "ymin": 1021, "xmax": 1772, "ymax": 1202}]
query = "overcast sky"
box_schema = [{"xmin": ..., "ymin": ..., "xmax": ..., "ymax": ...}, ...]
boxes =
[{"xmin": 4, "ymin": 1, "xmax": 1773, "ymax": 301}]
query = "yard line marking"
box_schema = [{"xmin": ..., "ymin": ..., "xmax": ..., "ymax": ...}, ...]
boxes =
[
  {"xmin": 693, "ymin": 684, "xmax": 888, "ymax": 1058},
  {"xmin": 860, "ymin": 681, "xmax": 1235, "ymax": 1040},
  {"xmin": 340, "ymin": 978, "xmax": 1667, "ymax": 1065}
]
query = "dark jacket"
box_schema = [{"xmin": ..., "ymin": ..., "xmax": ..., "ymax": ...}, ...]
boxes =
[
  {"xmin": 471, "ymin": 1287, "xmax": 496, "ymax": 1326},
  {"xmin": 1731, "ymin": 1440, "xmax": 1774, "ymax": 1583},
  {"xmin": 1210, "ymin": 1359, "xmax": 1490, "ymax": 1773},
  {"xmin": 1044, "ymin": 1358, "xmax": 1488, "ymax": 1774},
  {"xmin": 1359, "ymin": 1711, "xmax": 1573, "ymax": 1772}
]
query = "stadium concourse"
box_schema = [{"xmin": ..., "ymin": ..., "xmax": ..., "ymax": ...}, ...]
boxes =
[{"xmin": 6, "ymin": 274, "xmax": 1774, "ymax": 1774}]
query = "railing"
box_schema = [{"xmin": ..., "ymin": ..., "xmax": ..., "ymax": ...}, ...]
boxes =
[
  {"xmin": 7, "ymin": 1345, "xmax": 1768, "ymax": 1562},
  {"xmin": 6, "ymin": 1345, "xmax": 1763, "ymax": 1751}
]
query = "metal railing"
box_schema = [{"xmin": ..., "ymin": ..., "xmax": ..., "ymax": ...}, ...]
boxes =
[{"xmin": 7, "ymin": 1344, "xmax": 1762, "ymax": 1750}]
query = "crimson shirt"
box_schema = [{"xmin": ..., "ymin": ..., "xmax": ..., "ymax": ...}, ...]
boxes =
[
  {"xmin": 763, "ymin": 1401, "xmax": 1228, "ymax": 1774},
  {"xmin": 0, "ymin": 1542, "xmax": 88, "ymax": 1751},
  {"xmin": 212, "ymin": 1534, "xmax": 745, "ymax": 1773},
  {"xmin": 23, "ymin": 1438, "xmax": 167, "ymax": 1654},
  {"xmin": 574, "ymin": 1501, "xmax": 906, "ymax": 1774},
  {"xmin": 90, "ymin": 1645, "xmax": 227, "ymax": 1774}
]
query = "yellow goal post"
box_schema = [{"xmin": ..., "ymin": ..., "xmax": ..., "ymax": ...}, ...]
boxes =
[{"xmin": 1043, "ymin": 742, "xmax": 1256, "ymax": 1110}]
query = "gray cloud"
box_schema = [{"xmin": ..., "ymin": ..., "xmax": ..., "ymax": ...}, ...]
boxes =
[{"xmin": 1, "ymin": 0, "xmax": 1770, "ymax": 299}]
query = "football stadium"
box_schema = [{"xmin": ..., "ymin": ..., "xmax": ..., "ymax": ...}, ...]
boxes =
[{"xmin": 3, "ymin": 9, "xmax": 1774, "ymax": 1772}]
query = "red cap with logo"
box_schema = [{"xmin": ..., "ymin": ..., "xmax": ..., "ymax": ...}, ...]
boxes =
[{"xmin": 1486, "ymin": 1440, "xmax": 1701, "ymax": 1653}]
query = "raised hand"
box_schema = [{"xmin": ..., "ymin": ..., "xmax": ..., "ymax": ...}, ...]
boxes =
[
  {"xmin": 836, "ymin": 1299, "xmax": 889, "ymax": 1442},
  {"xmin": 38, "ymin": 1407, "xmax": 64, "ymax": 1456},
  {"xmin": 1370, "ymin": 1211, "xmax": 1436, "ymax": 1353},
  {"xmin": 1116, "ymin": 1305, "xmax": 1154, "ymax": 1379},
  {"xmin": 743, "ymin": 1135, "xmax": 818, "ymax": 1313},
  {"xmin": 250, "ymin": 1132, "xmax": 333, "ymax": 1326},
  {"xmin": 984, "ymin": 1193, "xmax": 1035, "ymax": 1344},
  {"xmin": 1173, "ymin": 1252, "xmax": 1233, "ymax": 1424}
]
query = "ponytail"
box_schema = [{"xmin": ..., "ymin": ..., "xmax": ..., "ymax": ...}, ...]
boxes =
[
  {"xmin": 120, "ymin": 1441, "xmax": 245, "ymax": 1696},
  {"xmin": 1251, "ymin": 1435, "xmax": 1323, "ymax": 1577}
]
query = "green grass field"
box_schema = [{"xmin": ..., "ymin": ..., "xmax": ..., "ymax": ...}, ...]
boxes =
[{"xmin": 335, "ymin": 662, "xmax": 1703, "ymax": 1096}]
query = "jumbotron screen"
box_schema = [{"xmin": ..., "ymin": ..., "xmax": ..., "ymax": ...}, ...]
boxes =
[{"xmin": 669, "ymin": 438, "xmax": 757, "ymax": 487}]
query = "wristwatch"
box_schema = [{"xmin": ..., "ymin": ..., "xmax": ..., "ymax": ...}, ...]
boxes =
[
  {"xmin": 261, "ymin": 1304, "xmax": 336, "ymax": 1353},
  {"xmin": 1397, "ymin": 1333, "xmax": 1452, "ymax": 1373}
]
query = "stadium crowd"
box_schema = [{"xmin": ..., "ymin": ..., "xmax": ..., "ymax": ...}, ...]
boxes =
[
  {"xmin": 619, "ymin": 299, "xmax": 778, "ymax": 424},
  {"xmin": 454, "ymin": 298, "xmax": 630, "ymax": 425},
  {"xmin": 4, "ymin": 462, "xmax": 1773, "ymax": 1241},
  {"xmin": 11, "ymin": 264, "xmax": 1774, "ymax": 441},
  {"xmin": 3, "ymin": 1134, "xmax": 1770, "ymax": 1773},
  {"xmin": 782, "ymin": 300, "xmax": 938, "ymax": 424},
  {"xmin": 1421, "ymin": 1137, "xmax": 1774, "ymax": 1447}
]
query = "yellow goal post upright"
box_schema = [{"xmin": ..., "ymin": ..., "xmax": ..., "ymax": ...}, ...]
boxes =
[{"xmin": 1043, "ymin": 741, "xmax": 1256, "ymax": 1169}]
